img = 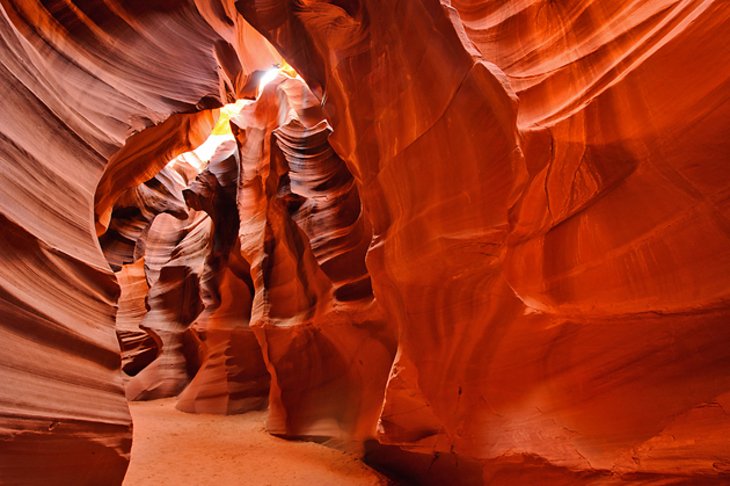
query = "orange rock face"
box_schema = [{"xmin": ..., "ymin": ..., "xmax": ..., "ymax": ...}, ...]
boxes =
[
  {"xmin": 232, "ymin": 77, "xmax": 396, "ymax": 441},
  {"xmin": 1, "ymin": 0, "xmax": 729, "ymax": 484},
  {"xmin": 176, "ymin": 140, "xmax": 270, "ymax": 415},
  {"xmin": 0, "ymin": 1, "xmax": 275, "ymax": 483}
]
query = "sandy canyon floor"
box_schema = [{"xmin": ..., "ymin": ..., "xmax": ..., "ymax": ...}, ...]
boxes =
[{"xmin": 123, "ymin": 399, "xmax": 388, "ymax": 485}]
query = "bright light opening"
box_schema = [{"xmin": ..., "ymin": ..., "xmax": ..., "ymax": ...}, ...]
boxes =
[
  {"xmin": 257, "ymin": 61, "xmax": 301, "ymax": 97},
  {"xmin": 167, "ymin": 99, "xmax": 250, "ymax": 173},
  {"xmin": 258, "ymin": 68, "xmax": 280, "ymax": 96},
  {"xmin": 168, "ymin": 63, "xmax": 302, "ymax": 174}
]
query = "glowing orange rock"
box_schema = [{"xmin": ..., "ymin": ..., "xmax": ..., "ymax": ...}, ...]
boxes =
[
  {"xmin": 176, "ymin": 141, "xmax": 270, "ymax": 414},
  {"xmin": 240, "ymin": 0, "xmax": 730, "ymax": 482},
  {"xmin": 232, "ymin": 77, "xmax": 396, "ymax": 441},
  {"xmin": 0, "ymin": 1, "xmax": 276, "ymax": 482},
  {"xmin": 1, "ymin": 0, "xmax": 728, "ymax": 484}
]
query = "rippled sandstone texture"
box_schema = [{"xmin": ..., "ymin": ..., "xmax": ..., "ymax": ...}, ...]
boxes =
[
  {"xmin": 1, "ymin": 0, "xmax": 729, "ymax": 485},
  {"xmin": 0, "ymin": 0, "xmax": 277, "ymax": 483},
  {"xmin": 231, "ymin": 77, "xmax": 395, "ymax": 441},
  {"xmin": 175, "ymin": 140, "xmax": 270, "ymax": 415}
]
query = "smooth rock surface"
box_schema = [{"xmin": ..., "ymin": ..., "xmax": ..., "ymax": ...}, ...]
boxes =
[
  {"xmin": 241, "ymin": 0, "xmax": 730, "ymax": 482},
  {"xmin": 1, "ymin": 0, "xmax": 728, "ymax": 484},
  {"xmin": 0, "ymin": 1, "xmax": 277, "ymax": 483}
]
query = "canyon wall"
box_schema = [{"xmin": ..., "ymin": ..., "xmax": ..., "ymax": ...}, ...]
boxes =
[
  {"xmin": 1, "ymin": 0, "xmax": 728, "ymax": 484},
  {"xmin": 239, "ymin": 1, "xmax": 730, "ymax": 482},
  {"xmin": 0, "ymin": 1, "xmax": 276, "ymax": 483}
]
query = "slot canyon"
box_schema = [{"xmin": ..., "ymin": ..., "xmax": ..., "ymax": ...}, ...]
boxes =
[{"xmin": 0, "ymin": 0, "xmax": 728, "ymax": 484}]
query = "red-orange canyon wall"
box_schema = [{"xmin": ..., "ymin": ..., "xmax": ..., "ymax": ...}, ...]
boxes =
[{"xmin": 1, "ymin": 1, "xmax": 729, "ymax": 484}]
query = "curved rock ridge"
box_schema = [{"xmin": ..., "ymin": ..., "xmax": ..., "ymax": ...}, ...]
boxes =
[
  {"xmin": 0, "ymin": 0, "xmax": 278, "ymax": 483},
  {"xmin": 100, "ymin": 166, "xmax": 190, "ymax": 271},
  {"xmin": 123, "ymin": 210, "xmax": 211, "ymax": 401},
  {"xmin": 274, "ymin": 118, "xmax": 374, "ymax": 302},
  {"xmin": 108, "ymin": 119, "xmax": 270, "ymax": 412},
  {"xmin": 112, "ymin": 76, "xmax": 392, "ymax": 427},
  {"xmin": 176, "ymin": 139, "xmax": 270, "ymax": 415},
  {"xmin": 107, "ymin": 116, "xmax": 269, "ymax": 412},
  {"xmin": 1, "ymin": 0, "xmax": 728, "ymax": 484},
  {"xmin": 116, "ymin": 259, "xmax": 157, "ymax": 377},
  {"xmin": 231, "ymin": 76, "xmax": 396, "ymax": 442},
  {"xmin": 451, "ymin": 0, "xmax": 724, "ymax": 127},
  {"xmin": 238, "ymin": 0, "xmax": 730, "ymax": 483}
]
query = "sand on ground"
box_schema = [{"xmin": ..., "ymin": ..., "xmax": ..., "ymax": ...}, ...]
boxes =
[{"xmin": 123, "ymin": 399, "xmax": 388, "ymax": 486}]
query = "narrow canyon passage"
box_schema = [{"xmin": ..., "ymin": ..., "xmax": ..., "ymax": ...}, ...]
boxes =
[
  {"xmin": 1, "ymin": 1, "xmax": 729, "ymax": 485},
  {"xmin": 106, "ymin": 67, "xmax": 394, "ymax": 484},
  {"xmin": 123, "ymin": 400, "xmax": 386, "ymax": 486}
]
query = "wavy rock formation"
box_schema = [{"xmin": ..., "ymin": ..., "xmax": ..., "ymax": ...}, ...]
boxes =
[
  {"xmin": 110, "ymin": 162, "xmax": 204, "ymax": 385},
  {"xmin": 232, "ymin": 77, "xmax": 396, "ymax": 441},
  {"xmin": 0, "ymin": 1, "xmax": 277, "ymax": 483},
  {"xmin": 1, "ymin": 0, "xmax": 728, "ymax": 484},
  {"xmin": 116, "ymin": 259, "xmax": 157, "ymax": 377},
  {"xmin": 123, "ymin": 211, "xmax": 211, "ymax": 401},
  {"xmin": 99, "ymin": 166, "xmax": 191, "ymax": 271},
  {"xmin": 238, "ymin": 0, "xmax": 730, "ymax": 483},
  {"xmin": 176, "ymin": 140, "xmax": 270, "ymax": 414}
]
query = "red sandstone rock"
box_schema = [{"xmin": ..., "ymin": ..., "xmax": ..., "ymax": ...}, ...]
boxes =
[
  {"xmin": 239, "ymin": 0, "xmax": 730, "ymax": 482},
  {"xmin": 123, "ymin": 211, "xmax": 211, "ymax": 401},
  {"xmin": 100, "ymin": 166, "xmax": 192, "ymax": 270},
  {"xmin": 176, "ymin": 139, "xmax": 270, "ymax": 414},
  {"xmin": 231, "ymin": 77, "xmax": 396, "ymax": 441},
  {"xmin": 0, "ymin": 1, "xmax": 275, "ymax": 482},
  {"xmin": 1, "ymin": 0, "xmax": 728, "ymax": 484},
  {"xmin": 116, "ymin": 259, "xmax": 157, "ymax": 377}
]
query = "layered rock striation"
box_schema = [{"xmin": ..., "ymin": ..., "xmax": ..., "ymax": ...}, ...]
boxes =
[
  {"xmin": 1, "ymin": 0, "xmax": 728, "ymax": 484},
  {"xmin": 0, "ymin": 0, "xmax": 276, "ymax": 483},
  {"xmin": 239, "ymin": 0, "xmax": 730, "ymax": 482}
]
